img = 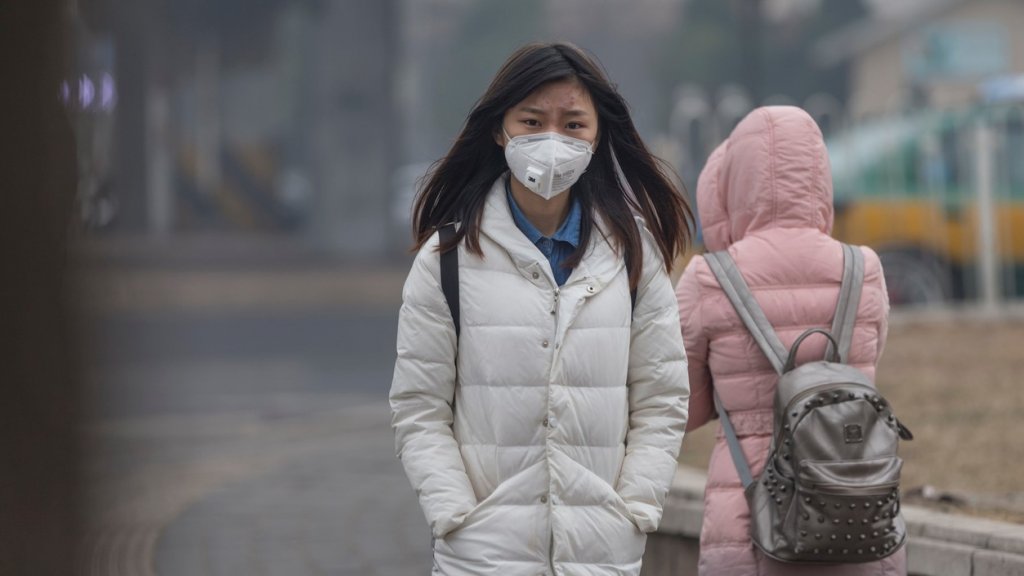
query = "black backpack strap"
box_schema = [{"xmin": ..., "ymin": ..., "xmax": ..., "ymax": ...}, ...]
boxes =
[
  {"xmin": 828, "ymin": 244, "xmax": 865, "ymax": 364},
  {"xmin": 438, "ymin": 224, "xmax": 460, "ymax": 338},
  {"xmin": 704, "ymin": 251, "xmax": 788, "ymax": 375}
]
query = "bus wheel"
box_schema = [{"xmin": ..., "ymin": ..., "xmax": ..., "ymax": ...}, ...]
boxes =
[{"xmin": 878, "ymin": 250, "xmax": 951, "ymax": 307}]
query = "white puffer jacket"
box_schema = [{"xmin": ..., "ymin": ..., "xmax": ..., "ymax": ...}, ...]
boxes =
[{"xmin": 390, "ymin": 177, "xmax": 690, "ymax": 576}]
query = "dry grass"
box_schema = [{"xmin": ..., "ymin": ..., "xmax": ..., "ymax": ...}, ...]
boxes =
[{"xmin": 677, "ymin": 317, "xmax": 1024, "ymax": 522}]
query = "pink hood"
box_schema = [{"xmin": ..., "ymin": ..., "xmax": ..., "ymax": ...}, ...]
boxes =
[{"xmin": 699, "ymin": 106, "xmax": 834, "ymax": 252}]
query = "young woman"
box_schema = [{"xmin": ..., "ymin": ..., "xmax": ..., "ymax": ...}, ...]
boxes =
[
  {"xmin": 675, "ymin": 106, "xmax": 905, "ymax": 575},
  {"xmin": 389, "ymin": 42, "xmax": 695, "ymax": 575}
]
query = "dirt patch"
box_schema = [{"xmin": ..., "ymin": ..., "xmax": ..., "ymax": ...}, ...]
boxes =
[{"xmin": 677, "ymin": 317, "xmax": 1024, "ymax": 524}]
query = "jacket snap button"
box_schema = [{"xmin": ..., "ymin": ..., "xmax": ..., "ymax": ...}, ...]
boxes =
[
  {"xmin": 542, "ymin": 340, "xmax": 549, "ymax": 348},
  {"xmin": 540, "ymin": 495, "xmax": 548, "ymax": 503},
  {"xmin": 532, "ymin": 271, "xmax": 540, "ymax": 279},
  {"xmin": 586, "ymin": 285, "xmax": 595, "ymax": 293}
]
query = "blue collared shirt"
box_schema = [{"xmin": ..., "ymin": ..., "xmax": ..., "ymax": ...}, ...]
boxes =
[{"xmin": 507, "ymin": 188, "xmax": 582, "ymax": 286}]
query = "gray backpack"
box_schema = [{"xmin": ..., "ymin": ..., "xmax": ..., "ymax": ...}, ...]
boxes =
[{"xmin": 705, "ymin": 245, "xmax": 913, "ymax": 564}]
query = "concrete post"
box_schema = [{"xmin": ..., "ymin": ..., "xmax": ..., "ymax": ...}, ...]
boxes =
[
  {"xmin": 974, "ymin": 119, "xmax": 1000, "ymax": 311},
  {"xmin": 145, "ymin": 83, "xmax": 173, "ymax": 235},
  {"xmin": 307, "ymin": 0, "xmax": 398, "ymax": 260},
  {"xmin": 195, "ymin": 38, "xmax": 222, "ymax": 202}
]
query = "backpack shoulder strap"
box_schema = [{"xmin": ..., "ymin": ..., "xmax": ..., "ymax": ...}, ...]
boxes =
[
  {"xmin": 438, "ymin": 224, "xmax": 460, "ymax": 339},
  {"xmin": 704, "ymin": 251, "xmax": 788, "ymax": 375},
  {"xmin": 713, "ymin": 388, "xmax": 755, "ymax": 489},
  {"xmin": 828, "ymin": 244, "xmax": 865, "ymax": 364},
  {"xmin": 704, "ymin": 250, "xmax": 787, "ymax": 491}
]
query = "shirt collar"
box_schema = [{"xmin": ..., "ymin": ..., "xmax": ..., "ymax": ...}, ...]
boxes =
[{"xmin": 506, "ymin": 180, "xmax": 582, "ymax": 248}]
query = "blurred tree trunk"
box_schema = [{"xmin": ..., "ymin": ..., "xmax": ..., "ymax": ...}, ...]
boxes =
[
  {"xmin": 0, "ymin": 1, "xmax": 82, "ymax": 574},
  {"xmin": 734, "ymin": 0, "xmax": 764, "ymax": 105},
  {"xmin": 308, "ymin": 0, "xmax": 398, "ymax": 258}
]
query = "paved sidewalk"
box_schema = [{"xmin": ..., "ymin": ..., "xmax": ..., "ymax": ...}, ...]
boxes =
[
  {"xmin": 153, "ymin": 400, "xmax": 429, "ymax": 576},
  {"xmin": 82, "ymin": 397, "xmax": 429, "ymax": 576},
  {"xmin": 77, "ymin": 233, "xmax": 424, "ymax": 575},
  {"xmin": 111, "ymin": 393, "xmax": 428, "ymax": 573}
]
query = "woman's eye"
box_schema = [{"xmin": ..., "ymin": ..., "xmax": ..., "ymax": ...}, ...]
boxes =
[
  {"xmin": 567, "ymin": 122, "xmax": 583, "ymax": 130},
  {"xmin": 523, "ymin": 119, "xmax": 540, "ymax": 127}
]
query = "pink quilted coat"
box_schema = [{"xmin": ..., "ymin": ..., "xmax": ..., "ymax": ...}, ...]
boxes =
[{"xmin": 675, "ymin": 106, "xmax": 907, "ymax": 575}]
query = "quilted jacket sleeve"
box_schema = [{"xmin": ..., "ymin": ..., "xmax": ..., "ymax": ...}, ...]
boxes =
[
  {"xmin": 389, "ymin": 234, "xmax": 477, "ymax": 539},
  {"xmin": 615, "ymin": 222, "xmax": 690, "ymax": 533},
  {"xmin": 863, "ymin": 245, "xmax": 890, "ymax": 359},
  {"xmin": 675, "ymin": 256, "xmax": 715, "ymax": 432}
]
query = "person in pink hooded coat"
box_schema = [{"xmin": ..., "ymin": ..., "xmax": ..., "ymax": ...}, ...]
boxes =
[{"xmin": 675, "ymin": 106, "xmax": 907, "ymax": 575}]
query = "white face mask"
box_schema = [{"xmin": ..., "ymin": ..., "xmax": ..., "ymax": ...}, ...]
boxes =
[{"xmin": 503, "ymin": 130, "xmax": 594, "ymax": 200}]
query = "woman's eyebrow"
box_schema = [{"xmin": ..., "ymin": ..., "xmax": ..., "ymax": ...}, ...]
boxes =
[{"xmin": 517, "ymin": 105, "xmax": 591, "ymax": 117}]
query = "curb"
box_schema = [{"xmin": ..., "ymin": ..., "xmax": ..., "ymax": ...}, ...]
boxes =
[
  {"xmin": 648, "ymin": 466, "xmax": 1024, "ymax": 576},
  {"xmin": 75, "ymin": 266, "xmax": 407, "ymax": 314}
]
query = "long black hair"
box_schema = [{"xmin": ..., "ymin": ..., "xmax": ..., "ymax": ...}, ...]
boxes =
[{"xmin": 413, "ymin": 42, "xmax": 694, "ymax": 288}]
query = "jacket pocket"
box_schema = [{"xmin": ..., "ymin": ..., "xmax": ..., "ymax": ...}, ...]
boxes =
[
  {"xmin": 434, "ymin": 460, "xmax": 549, "ymax": 568},
  {"xmin": 552, "ymin": 458, "xmax": 647, "ymax": 566},
  {"xmin": 560, "ymin": 456, "xmax": 642, "ymax": 531}
]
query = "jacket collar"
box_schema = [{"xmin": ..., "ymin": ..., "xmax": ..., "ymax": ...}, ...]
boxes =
[
  {"xmin": 506, "ymin": 185, "xmax": 582, "ymax": 250},
  {"xmin": 479, "ymin": 175, "xmax": 622, "ymax": 291}
]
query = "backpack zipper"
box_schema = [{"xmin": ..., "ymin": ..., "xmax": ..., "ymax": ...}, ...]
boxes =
[{"xmin": 807, "ymin": 480, "xmax": 899, "ymax": 496}]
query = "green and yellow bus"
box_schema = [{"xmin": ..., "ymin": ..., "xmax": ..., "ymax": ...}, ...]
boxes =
[{"xmin": 827, "ymin": 100, "xmax": 1024, "ymax": 305}]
